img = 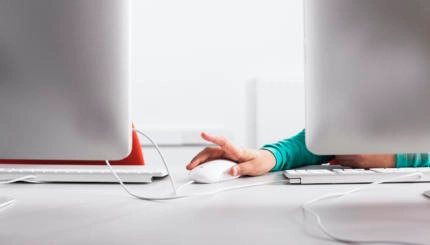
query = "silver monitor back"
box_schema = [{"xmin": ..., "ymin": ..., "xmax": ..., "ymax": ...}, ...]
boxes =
[
  {"xmin": 0, "ymin": 0, "xmax": 131, "ymax": 160},
  {"xmin": 304, "ymin": 0, "xmax": 430, "ymax": 154}
]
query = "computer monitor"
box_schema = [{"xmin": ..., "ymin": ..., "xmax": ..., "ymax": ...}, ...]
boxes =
[
  {"xmin": 0, "ymin": 0, "xmax": 131, "ymax": 160},
  {"xmin": 304, "ymin": 0, "xmax": 430, "ymax": 155}
]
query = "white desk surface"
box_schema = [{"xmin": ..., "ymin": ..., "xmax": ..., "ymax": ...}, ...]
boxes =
[{"xmin": 1, "ymin": 147, "xmax": 430, "ymax": 245}]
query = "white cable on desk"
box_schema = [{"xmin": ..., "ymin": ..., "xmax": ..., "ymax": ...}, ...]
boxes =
[
  {"xmin": 302, "ymin": 172, "xmax": 427, "ymax": 245},
  {"xmin": 0, "ymin": 198, "xmax": 14, "ymax": 211},
  {"xmin": 133, "ymin": 128, "xmax": 178, "ymax": 195},
  {"xmin": 105, "ymin": 159, "xmax": 287, "ymax": 200},
  {"xmin": 0, "ymin": 175, "xmax": 38, "ymax": 212},
  {"xmin": 0, "ymin": 175, "xmax": 37, "ymax": 184},
  {"xmin": 176, "ymin": 180, "xmax": 194, "ymax": 193}
]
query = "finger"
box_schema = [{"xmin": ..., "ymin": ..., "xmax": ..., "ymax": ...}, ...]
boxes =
[
  {"xmin": 186, "ymin": 147, "xmax": 223, "ymax": 170},
  {"xmin": 201, "ymin": 132, "xmax": 242, "ymax": 160},
  {"xmin": 230, "ymin": 161, "xmax": 263, "ymax": 177},
  {"xmin": 201, "ymin": 132, "xmax": 228, "ymax": 146}
]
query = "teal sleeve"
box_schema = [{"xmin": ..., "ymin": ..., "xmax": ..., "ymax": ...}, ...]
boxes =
[
  {"xmin": 396, "ymin": 153, "xmax": 430, "ymax": 168},
  {"xmin": 261, "ymin": 129, "xmax": 335, "ymax": 171}
]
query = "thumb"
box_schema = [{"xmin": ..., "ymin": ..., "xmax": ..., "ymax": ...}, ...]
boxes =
[{"xmin": 230, "ymin": 161, "xmax": 258, "ymax": 176}]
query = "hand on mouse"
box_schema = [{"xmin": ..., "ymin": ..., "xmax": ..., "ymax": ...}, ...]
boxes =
[
  {"xmin": 334, "ymin": 154, "xmax": 396, "ymax": 169},
  {"xmin": 186, "ymin": 132, "xmax": 276, "ymax": 176}
]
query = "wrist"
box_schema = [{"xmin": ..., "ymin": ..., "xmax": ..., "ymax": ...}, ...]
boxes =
[{"xmin": 259, "ymin": 149, "xmax": 277, "ymax": 171}]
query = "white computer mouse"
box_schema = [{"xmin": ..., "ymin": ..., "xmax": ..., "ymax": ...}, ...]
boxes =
[{"xmin": 188, "ymin": 159, "xmax": 240, "ymax": 184}]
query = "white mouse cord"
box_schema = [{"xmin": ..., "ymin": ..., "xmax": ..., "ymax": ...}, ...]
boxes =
[
  {"xmin": 176, "ymin": 180, "xmax": 194, "ymax": 193},
  {"xmin": 0, "ymin": 175, "xmax": 38, "ymax": 184},
  {"xmin": 302, "ymin": 172, "xmax": 426, "ymax": 245},
  {"xmin": 0, "ymin": 175, "xmax": 39, "ymax": 213},
  {"xmin": 106, "ymin": 159, "xmax": 288, "ymax": 200},
  {"xmin": 0, "ymin": 199, "xmax": 14, "ymax": 211},
  {"xmin": 105, "ymin": 160, "xmax": 188, "ymax": 200},
  {"xmin": 213, "ymin": 179, "xmax": 288, "ymax": 192},
  {"xmin": 133, "ymin": 128, "xmax": 178, "ymax": 195},
  {"xmin": 106, "ymin": 159, "xmax": 226, "ymax": 200}
]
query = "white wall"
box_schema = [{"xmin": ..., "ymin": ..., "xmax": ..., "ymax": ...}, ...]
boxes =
[
  {"xmin": 256, "ymin": 81, "xmax": 305, "ymax": 147},
  {"xmin": 131, "ymin": 0, "xmax": 304, "ymax": 148}
]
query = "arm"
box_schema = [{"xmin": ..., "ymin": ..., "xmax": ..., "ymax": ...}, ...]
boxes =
[
  {"xmin": 322, "ymin": 153, "xmax": 429, "ymax": 169},
  {"xmin": 261, "ymin": 129, "xmax": 335, "ymax": 171},
  {"xmin": 186, "ymin": 129, "xmax": 334, "ymax": 177},
  {"xmin": 396, "ymin": 153, "xmax": 430, "ymax": 168}
]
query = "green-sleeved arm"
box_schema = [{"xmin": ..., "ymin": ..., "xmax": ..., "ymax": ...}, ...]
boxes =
[
  {"xmin": 261, "ymin": 129, "xmax": 335, "ymax": 171},
  {"xmin": 396, "ymin": 153, "xmax": 430, "ymax": 168}
]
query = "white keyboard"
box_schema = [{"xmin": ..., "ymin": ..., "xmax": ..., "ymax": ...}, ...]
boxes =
[
  {"xmin": 0, "ymin": 164, "xmax": 168, "ymax": 183},
  {"xmin": 284, "ymin": 167, "xmax": 430, "ymax": 184}
]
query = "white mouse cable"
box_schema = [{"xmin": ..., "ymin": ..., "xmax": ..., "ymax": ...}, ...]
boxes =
[
  {"xmin": 176, "ymin": 180, "xmax": 194, "ymax": 193},
  {"xmin": 0, "ymin": 175, "xmax": 38, "ymax": 184},
  {"xmin": 0, "ymin": 198, "xmax": 14, "ymax": 212},
  {"xmin": 105, "ymin": 160, "xmax": 188, "ymax": 200},
  {"xmin": 302, "ymin": 172, "xmax": 427, "ymax": 245},
  {"xmin": 0, "ymin": 175, "xmax": 38, "ymax": 212},
  {"xmin": 105, "ymin": 159, "xmax": 288, "ymax": 200},
  {"xmin": 133, "ymin": 128, "xmax": 178, "ymax": 195}
]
